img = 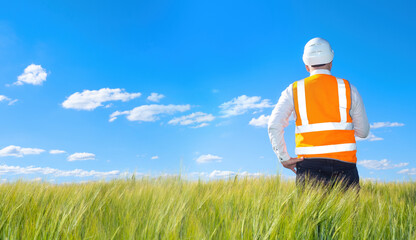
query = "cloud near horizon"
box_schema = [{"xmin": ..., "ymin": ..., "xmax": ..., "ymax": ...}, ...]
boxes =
[
  {"xmin": 196, "ymin": 154, "xmax": 222, "ymax": 163},
  {"xmin": 0, "ymin": 145, "xmax": 45, "ymax": 157},
  {"xmin": 0, "ymin": 164, "xmax": 119, "ymax": 178},
  {"xmin": 397, "ymin": 168, "xmax": 416, "ymax": 175},
  {"xmin": 109, "ymin": 104, "xmax": 190, "ymax": 122},
  {"xmin": 357, "ymin": 159, "xmax": 408, "ymax": 170},
  {"xmin": 67, "ymin": 152, "xmax": 96, "ymax": 161},
  {"xmin": 208, "ymin": 170, "xmax": 263, "ymax": 179},
  {"xmin": 62, "ymin": 88, "xmax": 141, "ymax": 110}
]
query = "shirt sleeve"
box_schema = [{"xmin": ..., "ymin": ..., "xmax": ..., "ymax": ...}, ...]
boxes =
[
  {"xmin": 350, "ymin": 84, "xmax": 370, "ymax": 138},
  {"xmin": 268, "ymin": 84, "xmax": 294, "ymax": 162}
]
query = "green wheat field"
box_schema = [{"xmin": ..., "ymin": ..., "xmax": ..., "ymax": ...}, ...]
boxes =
[{"xmin": 0, "ymin": 175, "xmax": 415, "ymax": 239}]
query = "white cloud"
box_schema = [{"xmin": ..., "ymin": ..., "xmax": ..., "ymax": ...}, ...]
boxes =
[
  {"xmin": 104, "ymin": 103, "xmax": 113, "ymax": 108},
  {"xmin": 109, "ymin": 111, "xmax": 124, "ymax": 122},
  {"xmin": 67, "ymin": 152, "xmax": 95, "ymax": 161},
  {"xmin": 147, "ymin": 93, "xmax": 165, "ymax": 102},
  {"xmin": 370, "ymin": 122, "xmax": 405, "ymax": 129},
  {"xmin": 397, "ymin": 168, "xmax": 416, "ymax": 175},
  {"xmin": 0, "ymin": 95, "xmax": 9, "ymax": 102},
  {"xmin": 8, "ymin": 99, "xmax": 18, "ymax": 105},
  {"xmin": 191, "ymin": 123, "xmax": 209, "ymax": 128},
  {"xmin": 196, "ymin": 154, "xmax": 222, "ymax": 164},
  {"xmin": 151, "ymin": 156, "xmax": 159, "ymax": 160},
  {"xmin": 49, "ymin": 149, "xmax": 66, "ymax": 154},
  {"xmin": 62, "ymin": 88, "xmax": 141, "ymax": 110},
  {"xmin": 168, "ymin": 112, "xmax": 215, "ymax": 128},
  {"xmin": 357, "ymin": 159, "xmax": 408, "ymax": 170},
  {"xmin": 249, "ymin": 114, "xmax": 270, "ymax": 127},
  {"xmin": 186, "ymin": 170, "xmax": 265, "ymax": 179},
  {"xmin": 0, "ymin": 95, "xmax": 18, "ymax": 105},
  {"xmin": 0, "ymin": 164, "xmax": 119, "ymax": 178},
  {"xmin": 0, "ymin": 145, "xmax": 45, "ymax": 157},
  {"xmin": 188, "ymin": 172, "xmax": 207, "ymax": 177},
  {"xmin": 209, "ymin": 170, "xmax": 235, "ymax": 178},
  {"xmin": 219, "ymin": 95, "xmax": 274, "ymax": 117},
  {"xmin": 208, "ymin": 170, "xmax": 263, "ymax": 179},
  {"xmin": 361, "ymin": 177, "xmax": 381, "ymax": 182},
  {"xmin": 109, "ymin": 104, "xmax": 190, "ymax": 122},
  {"xmin": 239, "ymin": 171, "xmax": 264, "ymax": 178},
  {"xmin": 355, "ymin": 122, "xmax": 405, "ymax": 142},
  {"xmin": 14, "ymin": 64, "xmax": 47, "ymax": 86},
  {"xmin": 356, "ymin": 132, "xmax": 383, "ymax": 142}
]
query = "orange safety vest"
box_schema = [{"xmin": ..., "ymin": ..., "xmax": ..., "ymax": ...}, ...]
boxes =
[{"xmin": 293, "ymin": 74, "xmax": 357, "ymax": 163}]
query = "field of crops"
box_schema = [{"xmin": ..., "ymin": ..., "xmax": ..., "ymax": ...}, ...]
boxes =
[{"xmin": 0, "ymin": 176, "xmax": 414, "ymax": 239}]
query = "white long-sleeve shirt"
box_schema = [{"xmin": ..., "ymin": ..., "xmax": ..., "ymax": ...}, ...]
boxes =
[{"xmin": 267, "ymin": 69, "xmax": 370, "ymax": 162}]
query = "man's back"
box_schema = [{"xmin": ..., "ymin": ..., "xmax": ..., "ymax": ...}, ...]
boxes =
[
  {"xmin": 293, "ymin": 73, "xmax": 357, "ymax": 163},
  {"xmin": 295, "ymin": 74, "xmax": 349, "ymax": 124},
  {"xmin": 267, "ymin": 38, "xmax": 369, "ymax": 189}
]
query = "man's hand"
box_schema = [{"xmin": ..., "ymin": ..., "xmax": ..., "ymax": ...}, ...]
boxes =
[{"xmin": 281, "ymin": 157, "xmax": 304, "ymax": 174}]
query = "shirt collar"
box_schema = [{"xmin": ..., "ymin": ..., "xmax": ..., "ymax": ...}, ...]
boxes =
[{"xmin": 310, "ymin": 69, "xmax": 331, "ymax": 76}]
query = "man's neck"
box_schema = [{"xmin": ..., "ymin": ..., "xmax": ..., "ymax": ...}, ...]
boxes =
[{"xmin": 310, "ymin": 69, "xmax": 331, "ymax": 76}]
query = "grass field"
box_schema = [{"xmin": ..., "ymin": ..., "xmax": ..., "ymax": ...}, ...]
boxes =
[{"xmin": 0, "ymin": 175, "xmax": 415, "ymax": 239}]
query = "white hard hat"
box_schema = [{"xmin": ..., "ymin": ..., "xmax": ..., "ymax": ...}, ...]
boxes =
[{"xmin": 302, "ymin": 37, "xmax": 334, "ymax": 66}]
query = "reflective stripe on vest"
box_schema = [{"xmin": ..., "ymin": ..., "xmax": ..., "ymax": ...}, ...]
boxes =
[
  {"xmin": 295, "ymin": 122, "xmax": 353, "ymax": 133},
  {"xmin": 296, "ymin": 143, "xmax": 356, "ymax": 155},
  {"xmin": 293, "ymin": 75, "xmax": 357, "ymax": 163}
]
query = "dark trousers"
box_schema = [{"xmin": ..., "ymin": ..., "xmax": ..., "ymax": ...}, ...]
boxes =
[{"xmin": 295, "ymin": 158, "xmax": 360, "ymax": 190}]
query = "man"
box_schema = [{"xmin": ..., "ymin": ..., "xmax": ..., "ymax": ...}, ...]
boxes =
[{"xmin": 268, "ymin": 37, "xmax": 369, "ymax": 189}]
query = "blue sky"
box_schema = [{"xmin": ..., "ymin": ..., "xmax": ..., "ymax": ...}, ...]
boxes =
[{"xmin": 0, "ymin": 0, "xmax": 414, "ymax": 183}]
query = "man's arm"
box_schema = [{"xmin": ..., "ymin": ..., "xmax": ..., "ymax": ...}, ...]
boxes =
[
  {"xmin": 350, "ymin": 84, "xmax": 370, "ymax": 138},
  {"xmin": 268, "ymin": 84, "xmax": 294, "ymax": 162}
]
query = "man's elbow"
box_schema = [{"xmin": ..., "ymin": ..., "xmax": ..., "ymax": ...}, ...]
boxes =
[
  {"xmin": 358, "ymin": 130, "xmax": 370, "ymax": 138},
  {"xmin": 355, "ymin": 124, "xmax": 370, "ymax": 138},
  {"xmin": 363, "ymin": 122, "xmax": 370, "ymax": 138}
]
